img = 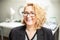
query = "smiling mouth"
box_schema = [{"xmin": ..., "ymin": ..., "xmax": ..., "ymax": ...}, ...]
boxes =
[
  {"xmin": 27, "ymin": 19, "xmax": 32, "ymax": 22},
  {"xmin": 26, "ymin": 17, "xmax": 33, "ymax": 22}
]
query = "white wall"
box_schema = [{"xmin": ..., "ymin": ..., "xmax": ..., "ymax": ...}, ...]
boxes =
[
  {"xmin": 49, "ymin": 0, "xmax": 60, "ymax": 24},
  {"xmin": 0, "ymin": 0, "xmax": 26, "ymax": 37},
  {"xmin": 0, "ymin": 0, "xmax": 26, "ymax": 22}
]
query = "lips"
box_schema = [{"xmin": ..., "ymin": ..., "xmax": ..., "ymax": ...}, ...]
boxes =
[
  {"xmin": 26, "ymin": 18, "xmax": 32, "ymax": 23},
  {"xmin": 25, "ymin": 17, "xmax": 33, "ymax": 25}
]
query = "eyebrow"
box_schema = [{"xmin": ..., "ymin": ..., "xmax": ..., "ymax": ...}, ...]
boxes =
[
  {"xmin": 24, "ymin": 11, "xmax": 34, "ymax": 13},
  {"xmin": 27, "ymin": 4, "xmax": 33, "ymax": 6}
]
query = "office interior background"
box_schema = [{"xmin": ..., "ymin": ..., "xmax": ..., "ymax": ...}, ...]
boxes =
[{"xmin": 0, "ymin": 0, "xmax": 60, "ymax": 40}]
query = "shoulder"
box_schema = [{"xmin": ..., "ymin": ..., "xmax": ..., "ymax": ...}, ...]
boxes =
[
  {"xmin": 42, "ymin": 27, "xmax": 53, "ymax": 36},
  {"xmin": 38, "ymin": 27, "xmax": 53, "ymax": 36},
  {"xmin": 9, "ymin": 25, "xmax": 26, "ymax": 35},
  {"xmin": 9, "ymin": 25, "xmax": 26, "ymax": 40},
  {"xmin": 9, "ymin": 25, "xmax": 26, "ymax": 37},
  {"xmin": 11, "ymin": 25, "xmax": 26, "ymax": 32},
  {"xmin": 42, "ymin": 27, "xmax": 54, "ymax": 40},
  {"xmin": 42, "ymin": 27, "xmax": 52, "ymax": 33},
  {"xmin": 37, "ymin": 27, "xmax": 52, "ymax": 36}
]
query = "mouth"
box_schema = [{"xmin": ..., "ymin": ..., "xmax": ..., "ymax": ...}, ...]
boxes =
[{"xmin": 26, "ymin": 18, "xmax": 32, "ymax": 23}]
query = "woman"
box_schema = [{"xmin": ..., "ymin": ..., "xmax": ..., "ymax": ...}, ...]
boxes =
[{"xmin": 9, "ymin": 3, "xmax": 54, "ymax": 40}]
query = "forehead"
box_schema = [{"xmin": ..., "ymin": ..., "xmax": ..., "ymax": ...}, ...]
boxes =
[{"xmin": 25, "ymin": 6, "xmax": 34, "ymax": 11}]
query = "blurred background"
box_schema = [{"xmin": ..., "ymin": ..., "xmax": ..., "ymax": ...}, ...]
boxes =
[{"xmin": 0, "ymin": 0, "xmax": 60, "ymax": 40}]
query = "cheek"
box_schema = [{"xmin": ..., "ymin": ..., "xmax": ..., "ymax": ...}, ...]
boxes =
[
  {"xmin": 23, "ymin": 16, "xmax": 27, "ymax": 21},
  {"xmin": 33, "ymin": 17, "xmax": 37, "ymax": 22}
]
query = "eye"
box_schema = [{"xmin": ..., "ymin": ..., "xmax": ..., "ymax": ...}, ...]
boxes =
[
  {"xmin": 22, "ymin": 12, "xmax": 24, "ymax": 14},
  {"xmin": 31, "ymin": 12, "xmax": 35, "ymax": 14},
  {"xmin": 22, "ymin": 11, "xmax": 28, "ymax": 14},
  {"xmin": 24, "ymin": 12, "xmax": 29, "ymax": 14}
]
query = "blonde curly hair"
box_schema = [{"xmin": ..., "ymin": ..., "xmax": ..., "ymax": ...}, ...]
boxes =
[{"xmin": 22, "ymin": 3, "xmax": 46, "ymax": 29}]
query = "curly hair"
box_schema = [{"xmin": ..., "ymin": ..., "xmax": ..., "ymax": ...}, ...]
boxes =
[{"xmin": 22, "ymin": 3, "xmax": 46, "ymax": 29}]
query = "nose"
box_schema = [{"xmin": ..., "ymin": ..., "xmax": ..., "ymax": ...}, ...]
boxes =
[{"xmin": 27, "ymin": 14, "xmax": 31, "ymax": 18}]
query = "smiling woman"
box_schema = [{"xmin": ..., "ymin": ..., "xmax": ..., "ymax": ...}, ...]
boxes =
[
  {"xmin": 9, "ymin": 3, "xmax": 54, "ymax": 40},
  {"xmin": 22, "ymin": 3, "xmax": 46, "ymax": 29}
]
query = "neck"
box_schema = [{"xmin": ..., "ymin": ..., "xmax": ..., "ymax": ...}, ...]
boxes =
[{"xmin": 26, "ymin": 25, "xmax": 36, "ymax": 31}]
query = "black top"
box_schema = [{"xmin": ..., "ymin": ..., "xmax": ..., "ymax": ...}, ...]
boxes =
[{"xmin": 9, "ymin": 25, "xmax": 54, "ymax": 40}]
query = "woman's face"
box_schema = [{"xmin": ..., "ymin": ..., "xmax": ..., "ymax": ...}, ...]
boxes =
[{"xmin": 23, "ymin": 6, "xmax": 37, "ymax": 26}]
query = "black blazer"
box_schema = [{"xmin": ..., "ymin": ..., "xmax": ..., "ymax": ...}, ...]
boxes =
[{"xmin": 9, "ymin": 25, "xmax": 54, "ymax": 40}]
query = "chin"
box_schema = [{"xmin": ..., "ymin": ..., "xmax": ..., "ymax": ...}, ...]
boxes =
[{"xmin": 26, "ymin": 22, "xmax": 33, "ymax": 26}]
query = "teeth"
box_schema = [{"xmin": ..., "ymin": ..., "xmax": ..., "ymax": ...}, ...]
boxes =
[
  {"xmin": 27, "ymin": 18, "xmax": 32, "ymax": 21},
  {"xmin": 27, "ymin": 19, "xmax": 31, "ymax": 21},
  {"xmin": 27, "ymin": 19, "xmax": 32, "ymax": 22}
]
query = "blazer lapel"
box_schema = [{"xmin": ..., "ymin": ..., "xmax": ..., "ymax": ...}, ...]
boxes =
[
  {"xmin": 16, "ymin": 29, "xmax": 25, "ymax": 40},
  {"xmin": 37, "ymin": 29, "xmax": 44, "ymax": 40},
  {"xmin": 18, "ymin": 26, "xmax": 26, "ymax": 40}
]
